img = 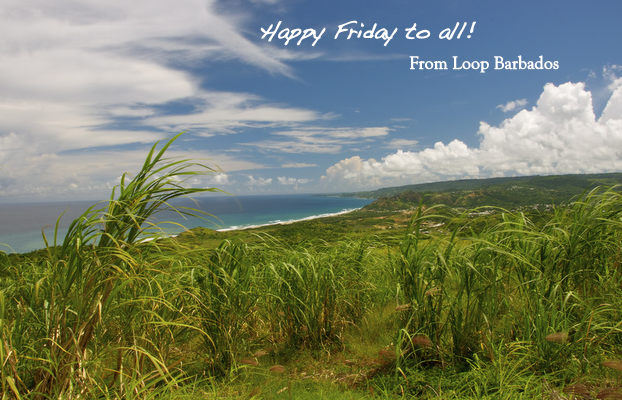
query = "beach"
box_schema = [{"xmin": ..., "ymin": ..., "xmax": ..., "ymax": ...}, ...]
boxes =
[{"xmin": 0, "ymin": 194, "xmax": 373, "ymax": 253}]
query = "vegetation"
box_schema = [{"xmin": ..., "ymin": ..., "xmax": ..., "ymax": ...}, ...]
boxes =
[
  {"xmin": 339, "ymin": 172, "xmax": 622, "ymax": 200},
  {"xmin": 2, "ymin": 135, "xmax": 622, "ymax": 399}
]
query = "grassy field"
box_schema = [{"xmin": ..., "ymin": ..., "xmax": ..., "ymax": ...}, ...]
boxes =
[{"xmin": 2, "ymin": 135, "xmax": 622, "ymax": 399}]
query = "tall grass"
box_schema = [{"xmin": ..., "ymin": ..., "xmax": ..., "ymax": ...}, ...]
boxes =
[
  {"xmin": 393, "ymin": 186, "xmax": 622, "ymax": 394},
  {"xmin": 0, "ymin": 132, "xmax": 221, "ymax": 398},
  {"xmin": 265, "ymin": 237, "xmax": 374, "ymax": 349},
  {"xmin": 1, "ymin": 132, "xmax": 622, "ymax": 398},
  {"xmin": 393, "ymin": 205, "xmax": 504, "ymax": 367},
  {"xmin": 188, "ymin": 239, "xmax": 262, "ymax": 377},
  {"xmin": 0, "ymin": 132, "xmax": 381, "ymax": 398}
]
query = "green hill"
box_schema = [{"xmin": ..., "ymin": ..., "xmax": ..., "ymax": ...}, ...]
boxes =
[{"xmin": 339, "ymin": 172, "xmax": 622, "ymax": 211}]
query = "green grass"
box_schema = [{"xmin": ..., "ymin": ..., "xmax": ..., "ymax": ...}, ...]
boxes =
[{"xmin": 2, "ymin": 133, "xmax": 622, "ymax": 399}]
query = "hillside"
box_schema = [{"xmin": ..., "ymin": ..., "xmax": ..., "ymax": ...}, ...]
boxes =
[
  {"xmin": 340, "ymin": 172, "xmax": 622, "ymax": 199},
  {"xmin": 342, "ymin": 172, "xmax": 622, "ymax": 211},
  {"xmin": 4, "ymin": 138, "xmax": 622, "ymax": 399}
]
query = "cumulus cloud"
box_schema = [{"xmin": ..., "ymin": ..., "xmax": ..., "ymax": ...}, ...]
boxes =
[
  {"xmin": 600, "ymin": 65, "xmax": 622, "ymax": 124},
  {"xmin": 496, "ymin": 99, "xmax": 528, "ymax": 112},
  {"xmin": 247, "ymin": 175, "xmax": 273, "ymax": 187},
  {"xmin": 603, "ymin": 65, "xmax": 622, "ymax": 91},
  {"xmin": 203, "ymin": 173, "xmax": 230, "ymax": 186},
  {"xmin": 278, "ymin": 177, "xmax": 310, "ymax": 185},
  {"xmin": 323, "ymin": 81, "xmax": 622, "ymax": 191}
]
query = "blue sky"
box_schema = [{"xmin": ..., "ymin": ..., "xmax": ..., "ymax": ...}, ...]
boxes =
[{"xmin": 0, "ymin": 0, "xmax": 621, "ymax": 202}]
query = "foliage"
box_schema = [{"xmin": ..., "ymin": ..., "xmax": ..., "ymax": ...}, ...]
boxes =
[
  {"xmin": 343, "ymin": 172, "xmax": 622, "ymax": 199},
  {"xmin": 391, "ymin": 186, "xmax": 622, "ymax": 397},
  {"xmin": 2, "ymin": 135, "xmax": 622, "ymax": 399},
  {"xmin": 1, "ymin": 132, "xmax": 221, "ymax": 398}
]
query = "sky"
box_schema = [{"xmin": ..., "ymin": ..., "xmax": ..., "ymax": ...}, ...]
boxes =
[{"xmin": 0, "ymin": 0, "xmax": 621, "ymax": 202}]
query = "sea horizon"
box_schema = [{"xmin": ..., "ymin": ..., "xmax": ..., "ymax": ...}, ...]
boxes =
[{"xmin": 0, "ymin": 193, "xmax": 374, "ymax": 254}]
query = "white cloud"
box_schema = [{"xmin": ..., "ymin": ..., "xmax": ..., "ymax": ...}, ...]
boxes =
[
  {"xmin": 142, "ymin": 93, "xmax": 320, "ymax": 135},
  {"xmin": 203, "ymin": 172, "xmax": 230, "ymax": 186},
  {"xmin": 384, "ymin": 139, "xmax": 419, "ymax": 149},
  {"xmin": 278, "ymin": 177, "xmax": 310, "ymax": 185},
  {"xmin": 496, "ymin": 99, "xmax": 528, "ymax": 112},
  {"xmin": 248, "ymin": 0, "xmax": 283, "ymax": 4},
  {"xmin": 274, "ymin": 127, "xmax": 389, "ymax": 140},
  {"xmin": 281, "ymin": 162, "xmax": 318, "ymax": 168},
  {"xmin": 603, "ymin": 64, "xmax": 622, "ymax": 92},
  {"xmin": 323, "ymin": 81, "xmax": 622, "ymax": 191},
  {"xmin": 0, "ymin": 0, "xmax": 323, "ymax": 200},
  {"xmin": 246, "ymin": 139, "xmax": 343, "ymax": 154},
  {"xmin": 600, "ymin": 65, "xmax": 622, "ymax": 124},
  {"xmin": 0, "ymin": 147, "xmax": 262, "ymax": 201},
  {"xmin": 245, "ymin": 126, "xmax": 391, "ymax": 153},
  {"xmin": 247, "ymin": 175, "xmax": 273, "ymax": 186}
]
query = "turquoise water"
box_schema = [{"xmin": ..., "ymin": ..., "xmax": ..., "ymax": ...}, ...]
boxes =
[{"xmin": 0, "ymin": 194, "xmax": 373, "ymax": 254}]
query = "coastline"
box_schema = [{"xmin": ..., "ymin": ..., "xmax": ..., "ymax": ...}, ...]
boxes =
[
  {"xmin": 138, "ymin": 207, "xmax": 366, "ymax": 246},
  {"xmin": 141, "ymin": 206, "xmax": 367, "ymax": 245},
  {"xmin": 215, "ymin": 207, "xmax": 364, "ymax": 232},
  {"xmin": 0, "ymin": 195, "xmax": 373, "ymax": 254}
]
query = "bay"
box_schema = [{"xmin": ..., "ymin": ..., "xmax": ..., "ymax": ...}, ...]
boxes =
[{"xmin": 0, "ymin": 194, "xmax": 373, "ymax": 254}]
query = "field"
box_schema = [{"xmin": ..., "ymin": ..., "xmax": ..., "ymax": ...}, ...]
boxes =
[{"xmin": 2, "ymin": 136, "xmax": 622, "ymax": 399}]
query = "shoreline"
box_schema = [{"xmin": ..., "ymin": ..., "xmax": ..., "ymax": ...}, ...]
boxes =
[
  {"xmin": 215, "ymin": 207, "xmax": 363, "ymax": 232},
  {"xmin": 141, "ymin": 207, "xmax": 364, "ymax": 244},
  {"xmin": 140, "ymin": 207, "xmax": 365, "ymax": 245},
  {"xmin": 2, "ymin": 200, "xmax": 372, "ymax": 254}
]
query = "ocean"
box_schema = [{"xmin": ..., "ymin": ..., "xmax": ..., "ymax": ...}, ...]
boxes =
[{"xmin": 0, "ymin": 194, "xmax": 374, "ymax": 254}]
